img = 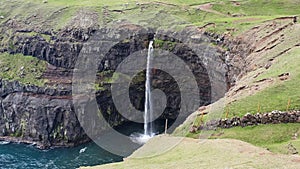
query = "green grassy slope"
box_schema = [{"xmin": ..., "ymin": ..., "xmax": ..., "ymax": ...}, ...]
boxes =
[
  {"xmin": 175, "ymin": 21, "xmax": 300, "ymax": 146},
  {"xmin": 186, "ymin": 123, "xmax": 300, "ymax": 154},
  {"xmin": 226, "ymin": 47, "xmax": 300, "ymax": 117},
  {"xmin": 0, "ymin": 53, "xmax": 47, "ymax": 86},
  {"xmin": 1, "ymin": 0, "xmax": 299, "ymax": 33},
  {"xmin": 1, "ymin": 0, "xmax": 300, "ymax": 86},
  {"xmin": 1, "ymin": 0, "xmax": 300, "ymax": 155},
  {"xmin": 81, "ymin": 135, "xmax": 300, "ymax": 169}
]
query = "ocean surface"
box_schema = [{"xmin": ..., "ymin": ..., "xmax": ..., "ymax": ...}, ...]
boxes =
[
  {"xmin": 0, "ymin": 120, "xmax": 168, "ymax": 169},
  {"xmin": 0, "ymin": 141, "xmax": 122, "ymax": 169}
]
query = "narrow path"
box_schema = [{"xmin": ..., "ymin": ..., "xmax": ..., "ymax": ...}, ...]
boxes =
[{"xmin": 194, "ymin": 3, "xmax": 228, "ymax": 16}]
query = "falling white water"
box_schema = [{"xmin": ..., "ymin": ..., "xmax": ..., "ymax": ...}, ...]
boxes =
[
  {"xmin": 129, "ymin": 40, "xmax": 155, "ymax": 145},
  {"xmin": 144, "ymin": 40, "xmax": 154, "ymax": 137}
]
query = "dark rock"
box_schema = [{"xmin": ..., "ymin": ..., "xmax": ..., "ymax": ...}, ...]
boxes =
[
  {"xmin": 195, "ymin": 110, "xmax": 300, "ymax": 132},
  {"xmin": 288, "ymin": 143, "xmax": 298, "ymax": 154},
  {"xmin": 189, "ymin": 125, "xmax": 198, "ymax": 133},
  {"xmin": 0, "ymin": 24, "xmax": 234, "ymax": 148}
]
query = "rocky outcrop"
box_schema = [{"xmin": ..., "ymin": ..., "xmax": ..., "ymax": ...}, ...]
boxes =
[
  {"xmin": 204, "ymin": 32, "xmax": 254, "ymax": 88},
  {"xmin": 3, "ymin": 31, "xmax": 84, "ymax": 69},
  {"xmin": 0, "ymin": 16, "xmax": 99, "ymax": 69},
  {"xmin": 0, "ymin": 79, "xmax": 89, "ymax": 149},
  {"xmin": 0, "ymin": 22, "xmax": 238, "ymax": 148}
]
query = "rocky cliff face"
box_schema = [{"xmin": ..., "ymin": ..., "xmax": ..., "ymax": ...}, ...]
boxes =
[
  {"xmin": 0, "ymin": 20, "xmax": 242, "ymax": 148},
  {"xmin": 0, "ymin": 20, "xmax": 97, "ymax": 147},
  {"xmin": 0, "ymin": 79, "xmax": 89, "ymax": 148}
]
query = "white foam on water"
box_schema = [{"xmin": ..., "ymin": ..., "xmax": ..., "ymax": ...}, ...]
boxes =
[
  {"xmin": 130, "ymin": 132, "xmax": 155, "ymax": 145},
  {"xmin": 0, "ymin": 141, "xmax": 10, "ymax": 145}
]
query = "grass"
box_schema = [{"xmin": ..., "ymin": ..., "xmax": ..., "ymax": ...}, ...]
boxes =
[
  {"xmin": 0, "ymin": 1, "xmax": 299, "ymax": 168},
  {"xmin": 211, "ymin": 123, "xmax": 300, "ymax": 146},
  {"xmin": 153, "ymin": 39, "xmax": 177, "ymax": 49},
  {"xmin": 212, "ymin": 0, "xmax": 300, "ymax": 16},
  {"xmin": 1, "ymin": 0, "xmax": 299, "ymax": 34},
  {"xmin": 206, "ymin": 0, "xmax": 300, "ymax": 35},
  {"xmin": 83, "ymin": 135, "xmax": 300, "ymax": 169},
  {"xmin": 173, "ymin": 10, "xmax": 300, "ymax": 155},
  {"xmin": 31, "ymin": 0, "xmax": 219, "ymax": 7},
  {"xmin": 187, "ymin": 123, "xmax": 300, "ymax": 154},
  {"xmin": 15, "ymin": 32, "xmax": 51, "ymax": 42},
  {"xmin": 203, "ymin": 15, "xmax": 281, "ymax": 35},
  {"xmin": 224, "ymin": 46, "xmax": 300, "ymax": 117},
  {"xmin": 267, "ymin": 139, "xmax": 300, "ymax": 154},
  {"xmin": 0, "ymin": 53, "xmax": 48, "ymax": 86},
  {"xmin": 226, "ymin": 77, "xmax": 300, "ymax": 117}
]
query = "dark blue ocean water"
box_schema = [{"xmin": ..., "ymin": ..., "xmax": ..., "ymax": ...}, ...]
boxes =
[
  {"xmin": 0, "ymin": 120, "xmax": 168, "ymax": 169},
  {"xmin": 0, "ymin": 141, "xmax": 122, "ymax": 169}
]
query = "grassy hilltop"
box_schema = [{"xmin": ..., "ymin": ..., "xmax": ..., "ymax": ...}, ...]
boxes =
[
  {"xmin": 1, "ymin": 0, "xmax": 300, "ymax": 32},
  {"xmin": 1, "ymin": 1, "xmax": 300, "ymax": 168}
]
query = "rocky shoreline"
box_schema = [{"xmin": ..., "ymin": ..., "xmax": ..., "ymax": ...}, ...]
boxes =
[{"xmin": 0, "ymin": 135, "xmax": 91, "ymax": 149}]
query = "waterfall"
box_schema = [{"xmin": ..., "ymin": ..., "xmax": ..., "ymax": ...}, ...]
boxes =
[
  {"xmin": 144, "ymin": 40, "xmax": 154, "ymax": 136},
  {"xmin": 130, "ymin": 40, "xmax": 155, "ymax": 144}
]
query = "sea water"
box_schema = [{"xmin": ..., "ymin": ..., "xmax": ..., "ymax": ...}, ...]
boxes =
[{"xmin": 0, "ymin": 141, "xmax": 122, "ymax": 169}]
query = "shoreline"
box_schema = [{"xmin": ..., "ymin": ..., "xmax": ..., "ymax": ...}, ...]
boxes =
[{"xmin": 0, "ymin": 136, "xmax": 91, "ymax": 149}]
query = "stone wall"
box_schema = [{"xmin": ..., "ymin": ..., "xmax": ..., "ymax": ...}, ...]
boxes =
[{"xmin": 193, "ymin": 111, "xmax": 300, "ymax": 132}]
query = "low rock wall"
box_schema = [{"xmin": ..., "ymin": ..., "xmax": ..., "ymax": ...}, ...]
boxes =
[{"xmin": 191, "ymin": 111, "xmax": 300, "ymax": 132}]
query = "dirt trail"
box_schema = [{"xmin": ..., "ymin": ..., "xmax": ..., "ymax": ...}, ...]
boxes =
[{"xmin": 195, "ymin": 3, "xmax": 228, "ymax": 16}]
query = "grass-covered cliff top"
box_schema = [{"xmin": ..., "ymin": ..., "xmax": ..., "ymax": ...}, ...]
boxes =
[
  {"xmin": 1, "ymin": 0, "xmax": 300, "ymax": 114},
  {"xmin": 0, "ymin": 53, "xmax": 48, "ymax": 86},
  {"xmin": 1, "ymin": 0, "xmax": 299, "ymax": 34},
  {"xmin": 1, "ymin": 1, "xmax": 300, "ymax": 168},
  {"xmin": 1, "ymin": 0, "xmax": 300, "ymax": 116},
  {"xmin": 168, "ymin": 18, "xmax": 300, "ymax": 167},
  {"xmin": 1, "ymin": 0, "xmax": 299, "ymax": 86}
]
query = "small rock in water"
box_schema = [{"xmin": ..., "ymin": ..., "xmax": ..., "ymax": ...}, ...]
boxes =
[{"xmin": 0, "ymin": 16, "xmax": 4, "ymax": 19}]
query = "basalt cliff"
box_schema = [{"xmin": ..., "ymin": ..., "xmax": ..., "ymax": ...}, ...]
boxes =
[{"xmin": 0, "ymin": 1, "xmax": 257, "ymax": 149}]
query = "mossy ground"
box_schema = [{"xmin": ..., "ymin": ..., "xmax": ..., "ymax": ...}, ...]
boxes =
[
  {"xmin": 187, "ymin": 123, "xmax": 300, "ymax": 155},
  {"xmin": 0, "ymin": 53, "xmax": 47, "ymax": 86}
]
